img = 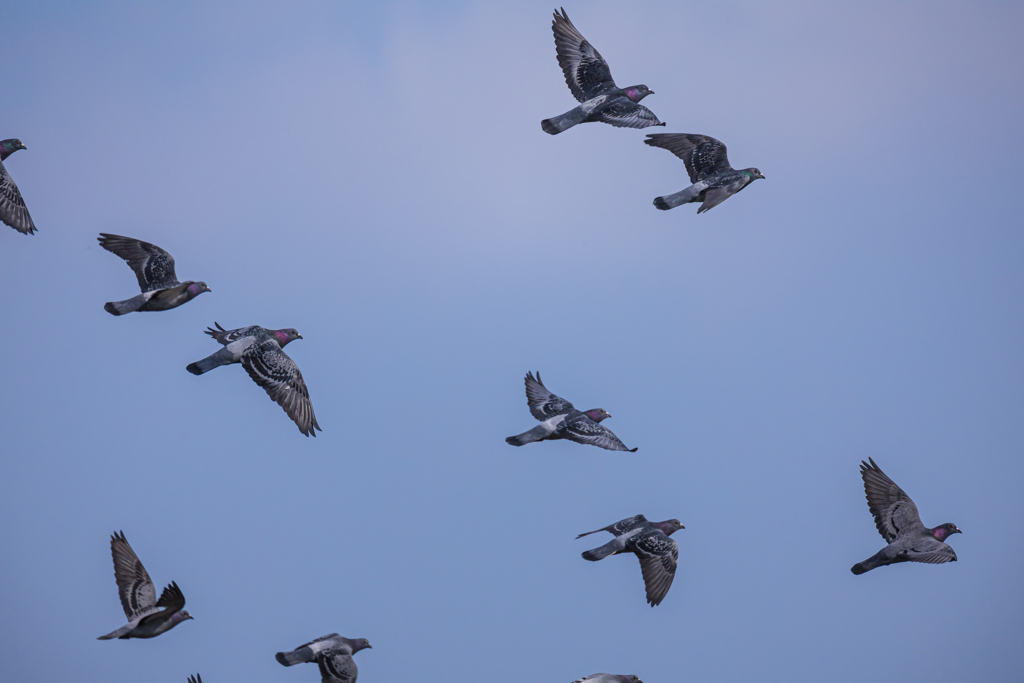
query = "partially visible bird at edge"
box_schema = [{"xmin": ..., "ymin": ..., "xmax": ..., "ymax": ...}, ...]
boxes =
[{"xmin": 0, "ymin": 138, "xmax": 36, "ymax": 234}]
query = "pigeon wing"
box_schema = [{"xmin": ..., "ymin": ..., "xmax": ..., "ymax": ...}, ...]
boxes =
[
  {"xmin": 0, "ymin": 160, "xmax": 36, "ymax": 234},
  {"xmin": 317, "ymin": 650, "xmax": 358, "ymax": 683},
  {"xmin": 592, "ymin": 101, "xmax": 665, "ymax": 129},
  {"xmin": 188, "ymin": 676, "xmax": 202, "ymax": 683},
  {"xmin": 241, "ymin": 340, "xmax": 322, "ymax": 437},
  {"xmin": 524, "ymin": 371, "xmax": 574, "ymax": 420},
  {"xmin": 98, "ymin": 233, "xmax": 180, "ymax": 292},
  {"xmin": 155, "ymin": 580, "xmax": 186, "ymax": 612},
  {"xmin": 110, "ymin": 531, "xmax": 158, "ymax": 621},
  {"xmin": 644, "ymin": 134, "xmax": 732, "ymax": 183},
  {"xmin": 294, "ymin": 633, "xmax": 344, "ymax": 651},
  {"xmin": 634, "ymin": 530, "xmax": 678, "ymax": 606},
  {"xmin": 559, "ymin": 414, "xmax": 637, "ymax": 452},
  {"xmin": 905, "ymin": 538, "xmax": 958, "ymax": 565},
  {"xmin": 860, "ymin": 458, "xmax": 924, "ymax": 542},
  {"xmin": 552, "ymin": 8, "xmax": 617, "ymax": 102},
  {"xmin": 610, "ymin": 514, "xmax": 650, "ymax": 535},
  {"xmin": 203, "ymin": 322, "xmax": 260, "ymax": 347}
]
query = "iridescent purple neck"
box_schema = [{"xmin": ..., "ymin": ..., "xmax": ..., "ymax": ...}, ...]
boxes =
[
  {"xmin": 932, "ymin": 527, "xmax": 948, "ymax": 540},
  {"xmin": 584, "ymin": 409, "xmax": 606, "ymax": 423},
  {"xmin": 171, "ymin": 611, "xmax": 186, "ymax": 623}
]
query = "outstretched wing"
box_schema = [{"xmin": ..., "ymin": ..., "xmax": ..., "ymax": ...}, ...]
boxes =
[
  {"xmin": 109, "ymin": 531, "xmax": 158, "ymax": 621},
  {"xmin": 592, "ymin": 101, "xmax": 664, "ymax": 129},
  {"xmin": 576, "ymin": 514, "xmax": 648, "ymax": 539},
  {"xmin": 155, "ymin": 580, "xmax": 186, "ymax": 612},
  {"xmin": 98, "ymin": 233, "xmax": 180, "ymax": 292},
  {"xmin": 524, "ymin": 371, "xmax": 574, "ymax": 420},
  {"xmin": 860, "ymin": 458, "xmax": 924, "ymax": 542},
  {"xmin": 552, "ymin": 8, "xmax": 617, "ymax": 102},
  {"xmin": 242, "ymin": 340, "xmax": 322, "ymax": 437},
  {"xmin": 904, "ymin": 538, "xmax": 957, "ymax": 565},
  {"xmin": 317, "ymin": 649, "xmax": 358, "ymax": 683},
  {"xmin": 559, "ymin": 414, "xmax": 637, "ymax": 452},
  {"xmin": 203, "ymin": 322, "xmax": 259, "ymax": 347},
  {"xmin": 644, "ymin": 133, "xmax": 732, "ymax": 183},
  {"xmin": 0, "ymin": 160, "xmax": 36, "ymax": 234},
  {"xmin": 633, "ymin": 530, "xmax": 678, "ymax": 606}
]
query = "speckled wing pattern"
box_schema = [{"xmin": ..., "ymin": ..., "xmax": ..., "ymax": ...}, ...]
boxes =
[
  {"xmin": 644, "ymin": 133, "xmax": 733, "ymax": 183},
  {"xmin": 241, "ymin": 336, "xmax": 321, "ymax": 437},
  {"xmin": 98, "ymin": 234, "xmax": 181, "ymax": 293},
  {"xmin": 593, "ymin": 101, "xmax": 664, "ymax": 129},
  {"xmin": 109, "ymin": 531, "xmax": 158, "ymax": 621},
  {"xmin": 552, "ymin": 8, "xmax": 617, "ymax": 102},
  {"xmin": 608, "ymin": 514, "xmax": 649, "ymax": 535},
  {"xmin": 860, "ymin": 458, "xmax": 924, "ymax": 542},
  {"xmin": 903, "ymin": 539, "xmax": 957, "ymax": 565},
  {"xmin": 0, "ymin": 160, "xmax": 35, "ymax": 234},
  {"xmin": 317, "ymin": 648, "xmax": 359, "ymax": 683},
  {"xmin": 633, "ymin": 529, "xmax": 678, "ymax": 606},
  {"xmin": 524, "ymin": 371, "xmax": 574, "ymax": 420},
  {"xmin": 559, "ymin": 413, "xmax": 637, "ymax": 452}
]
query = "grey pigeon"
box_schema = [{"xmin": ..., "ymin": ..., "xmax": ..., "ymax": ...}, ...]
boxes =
[
  {"xmin": 0, "ymin": 138, "xmax": 36, "ymax": 234},
  {"xmin": 276, "ymin": 634, "xmax": 371, "ymax": 683},
  {"xmin": 506, "ymin": 371, "xmax": 637, "ymax": 452},
  {"xmin": 578, "ymin": 514, "xmax": 684, "ymax": 606},
  {"xmin": 541, "ymin": 8, "xmax": 664, "ymax": 135},
  {"xmin": 97, "ymin": 531, "xmax": 193, "ymax": 640},
  {"xmin": 98, "ymin": 233, "xmax": 211, "ymax": 315},
  {"xmin": 851, "ymin": 458, "xmax": 961, "ymax": 575},
  {"xmin": 644, "ymin": 133, "xmax": 764, "ymax": 213},
  {"xmin": 186, "ymin": 322, "xmax": 321, "ymax": 437},
  {"xmin": 573, "ymin": 676, "xmax": 642, "ymax": 683}
]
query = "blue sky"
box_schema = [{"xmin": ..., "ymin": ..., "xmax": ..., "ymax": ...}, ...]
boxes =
[{"xmin": 2, "ymin": 1, "xmax": 1023, "ymax": 681}]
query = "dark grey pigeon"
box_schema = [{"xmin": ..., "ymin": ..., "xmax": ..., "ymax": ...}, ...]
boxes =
[
  {"xmin": 541, "ymin": 8, "xmax": 664, "ymax": 135},
  {"xmin": 573, "ymin": 676, "xmax": 643, "ymax": 683},
  {"xmin": 644, "ymin": 133, "xmax": 764, "ymax": 213},
  {"xmin": 187, "ymin": 323, "xmax": 321, "ymax": 437},
  {"xmin": 276, "ymin": 633, "xmax": 371, "ymax": 683},
  {"xmin": 0, "ymin": 138, "xmax": 36, "ymax": 234},
  {"xmin": 97, "ymin": 531, "xmax": 193, "ymax": 640},
  {"xmin": 578, "ymin": 514, "xmax": 684, "ymax": 606},
  {"xmin": 98, "ymin": 233, "xmax": 211, "ymax": 315},
  {"xmin": 851, "ymin": 458, "xmax": 961, "ymax": 575},
  {"xmin": 506, "ymin": 371, "xmax": 637, "ymax": 452}
]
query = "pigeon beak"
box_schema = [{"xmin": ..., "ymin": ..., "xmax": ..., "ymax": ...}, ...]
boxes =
[{"xmin": 296, "ymin": 334, "xmax": 303, "ymax": 339}]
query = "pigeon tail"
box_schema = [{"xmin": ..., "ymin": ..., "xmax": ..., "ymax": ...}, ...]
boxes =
[
  {"xmin": 104, "ymin": 293, "xmax": 148, "ymax": 316},
  {"xmin": 541, "ymin": 105, "xmax": 588, "ymax": 135},
  {"xmin": 851, "ymin": 549, "xmax": 890, "ymax": 575},
  {"xmin": 186, "ymin": 347, "xmax": 235, "ymax": 375},
  {"xmin": 653, "ymin": 186, "xmax": 701, "ymax": 211},
  {"xmin": 582, "ymin": 536, "xmax": 626, "ymax": 561},
  {"xmin": 97, "ymin": 624, "xmax": 132, "ymax": 640},
  {"xmin": 850, "ymin": 561, "xmax": 870, "ymax": 575},
  {"xmin": 506, "ymin": 424, "xmax": 550, "ymax": 447},
  {"xmin": 276, "ymin": 647, "xmax": 316, "ymax": 667}
]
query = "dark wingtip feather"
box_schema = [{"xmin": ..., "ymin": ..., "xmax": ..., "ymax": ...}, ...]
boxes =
[{"xmin": 653, "ymin": 197, "xmax": 670, "ymax": 211}]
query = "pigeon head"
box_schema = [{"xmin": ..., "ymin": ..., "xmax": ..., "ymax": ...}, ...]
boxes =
[
  {"xmin": 584, "ymin": 409, "xmax": 611, "ymax": 423},
  {"xmin": 187, "ymin": 282, "xmax": 212, "ymax": 297},
  {"xmin": 172, "ymin": 610, "xmax": 194, "ymax": 623},
  {"xmin": 272, "ymin": 328, "xmax": 302, "ymax": 347},
  {"xmin": 656, "ymin": 519, "xmax": 685, "ymax": 535},
  {"xmin": 932, "ymin": 523, "xmax": 962, "ymax": 541},
  {"xmin": 623, "ymin": 85, "xmax": 654, "ymax": 103},
  {"xmin": 0, "ymin": 138, "xmax": 26, "ymax": 161},
  {"xmin": 742, "ymin": 168, "xmax": 766, "ymax": 181},
  {"xmin": 346, "ymin": 637, "xmax": 371, "ymax": 652}
]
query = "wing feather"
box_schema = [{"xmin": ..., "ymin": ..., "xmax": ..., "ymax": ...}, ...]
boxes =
[
  {"xmin": 110, "ymin": 531, "xmax": 158, "ymax": 621},
  {"xmin": 644, "ymin": 134, "xmax": 732, "ymax": 183},
  {"xmin": 552, "ymin": 8, "xmax": 617, "ymax": 102},
  {"xmin": 860, "ymin": 458, "xmax": 924, "ymax": 542},
  {"xmin": 524, "ymin": 371, "xmax": 574, "ymax": 420},
  {"xmin": 241, "ymin": 340, "xmax": 321, "ymax": 437},
  {"xmin": 98, "ymin": 233, "xmax": 180, "ymax": 292},
  {"xmin": 559, "ymin": 414, "xmax": 637, "ymax": 452},
  {"xmin": 0, "ymin": 160, "xmax": 35, "ymax": 234}
]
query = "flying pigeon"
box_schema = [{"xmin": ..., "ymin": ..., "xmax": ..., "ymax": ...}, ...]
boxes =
[
  {"xmin": 573, "ymin": 676, "xmax": 642, "ymax": 683},
  {"xmin": 541, "ymin": 8, "xmax": 664, "ymax": 135},
  {"xmin": 644, "ymin": 133, "xmax": 764, "ymax": 213},
  {"xmin": 851, "ymin": 458, "xmax": 961, "ymax": 575},
  {"xmin": 186, "ymin": 322, "xmax": 321, "ymax": 437},
  {"xmin": 0, "ymin": 138, "xmax": 36, "ymax": 234},
  {"xmin": 276, "ymin": 633, "xmax": 371, "ymax": 683},
  {"xmin": 97, "ymin": 531, "xmax": 193, "ymax": 640},
  {"xmin": 578, "ymin": 514, "xmax": 684, "ymax": 606},
  {"xmin": 98, "ymin": 233, "xmax": 211, "ymax": 315},
  {"xmin": 506, "ymin": 371, "xmax": 637, "ymax": 452}
]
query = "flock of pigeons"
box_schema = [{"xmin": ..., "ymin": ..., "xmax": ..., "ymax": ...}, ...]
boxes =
[{"xmin": 1, "ymin": 8, "xmax": 962, "ymax": 683}]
